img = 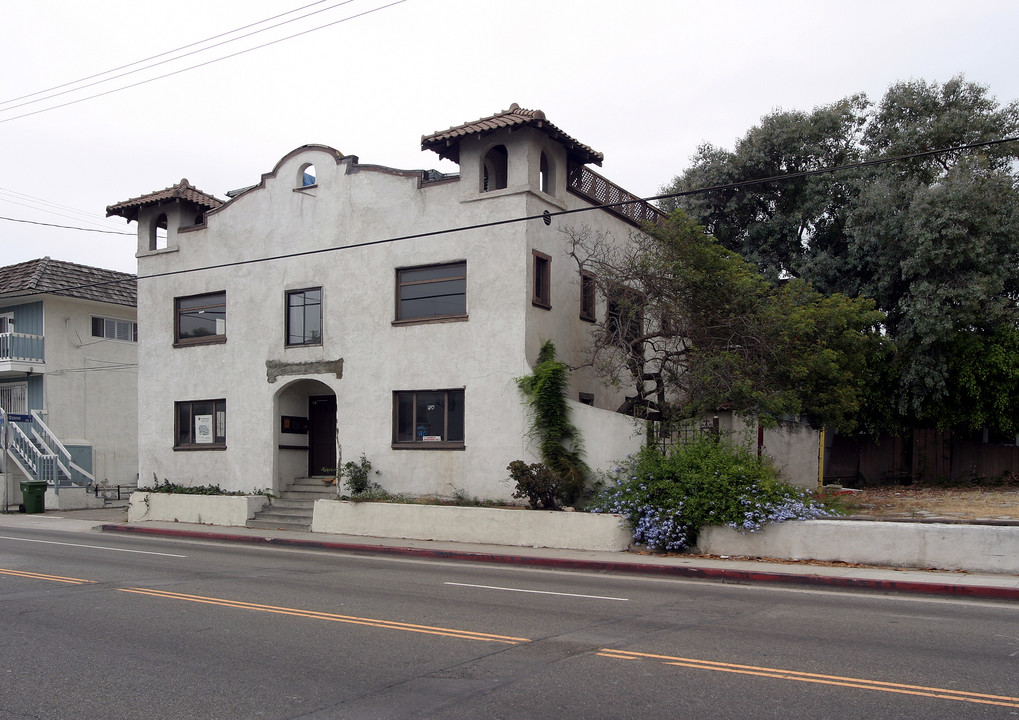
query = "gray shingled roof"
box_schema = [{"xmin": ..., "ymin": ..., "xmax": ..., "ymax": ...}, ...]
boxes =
[
  {"xmin": 0, "ymin": 257, "xmax": 136, "ymax": 307},
  {"xmin": 421, "ymin": 103, "xmax": 603, "ymax": 166},
  {"xmin": 106, "ymin": 178, "xmax": 223, "ymax": 222}
]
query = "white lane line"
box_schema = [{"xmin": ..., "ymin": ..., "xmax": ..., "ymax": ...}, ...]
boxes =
[
  {"xmin": 0, "ymin": 536, "xmax": 185, "ymax": 557},
  {"xmin": 445, "ymin": 581, "xmax": 628, "ymax": 602}
]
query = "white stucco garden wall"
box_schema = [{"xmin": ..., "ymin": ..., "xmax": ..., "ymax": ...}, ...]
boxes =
[
  {"xmin": 311, "ymin": 500, "xmax": 632, "ymax": 551},
  {"xmin": 697, "ymin": 519, "xmax": 1019, "ymax": 574},
  {"xmin": 128, "ymin": 491, "xmax": 266, "ymax": 526}
]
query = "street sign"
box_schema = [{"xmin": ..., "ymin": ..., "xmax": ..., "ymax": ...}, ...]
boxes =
[{"xmin": 6, "ymin": 414, "xmax": 32, "ymax": 423}]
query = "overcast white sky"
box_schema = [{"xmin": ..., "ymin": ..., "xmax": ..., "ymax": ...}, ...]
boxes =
[{"xmin": 1, "ymin": 0, "xmax": 1016, "ymax": 274}]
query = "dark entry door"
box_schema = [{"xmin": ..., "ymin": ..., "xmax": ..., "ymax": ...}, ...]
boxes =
[{"xmin": 308, "ymin": 395, "xmax": 337, "ymax": 477}]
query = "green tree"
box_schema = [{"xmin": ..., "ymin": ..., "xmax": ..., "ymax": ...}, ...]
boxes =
[
  {"xmin": 566, "ymin": 212, "xmax": 886, "ymax": 434},
  {"xmin": 662, "ymin": 76, "xmax": 1019, "ymax": 434}
]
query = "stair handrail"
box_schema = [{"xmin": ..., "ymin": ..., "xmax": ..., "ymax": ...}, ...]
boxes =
[
  {"xmin": 30, "ymin": 410, "xmax": 94, "ymax": 488},
  {"xmin": 6, "ymin": 419, "xmax": 56, "ymax": 482}
]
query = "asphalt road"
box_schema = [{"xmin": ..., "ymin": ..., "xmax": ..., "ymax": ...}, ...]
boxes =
[{"xmin": 1, "ymin": 523, "xmax": 1017, "ymax": 719}]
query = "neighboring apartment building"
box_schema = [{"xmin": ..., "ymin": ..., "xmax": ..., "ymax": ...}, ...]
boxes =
[
  {"xmin": 107, "ymin": 104, "xmax": 657, "ymax": 499},
  {"xmin": 0, "ymin": 257, "xmax": 138, "ymax": 507}
]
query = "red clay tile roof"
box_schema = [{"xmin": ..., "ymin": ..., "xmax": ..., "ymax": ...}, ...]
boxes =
[
  {"xmin": 421, "ymin": 103, "xmax": 603, "ymax": 166},
  {"xmin": 0, "ymin": 257, "xmax": 136, "ymax": 307},
  {"xmin": 106, "ymin": 178, "xmax": 223, "ymax": 221}
]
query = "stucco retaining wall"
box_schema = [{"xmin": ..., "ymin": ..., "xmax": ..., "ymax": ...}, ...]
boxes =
[
  {"xmin": 312, "ymin": 500, "xmax": 632, "ymax": 551},
  {"xmin": 128, "ymin": 492, "xmax": 267, "ymax": 526},
  {"xmin": 45, "ymin": 487, "xmax": 106, "ymax": 511},
  {"xmin": 697, "ymin": 519, "xmax": 1019, "ymax": 574}
]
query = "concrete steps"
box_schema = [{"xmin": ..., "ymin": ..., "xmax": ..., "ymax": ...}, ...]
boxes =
[{"xmin": 247, "ymin": 478, "xmax": 336, "ymax": 531}]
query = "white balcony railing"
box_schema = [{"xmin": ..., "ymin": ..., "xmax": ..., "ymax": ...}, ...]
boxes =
[{"xmin": 0, "ymin": 332, "xmax": 45, "ymax": 363}]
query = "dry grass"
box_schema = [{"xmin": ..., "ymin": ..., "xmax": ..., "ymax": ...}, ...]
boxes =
[{"xmin": 832, "ymin": 484, "xmax": 1019, "ymax": 522}]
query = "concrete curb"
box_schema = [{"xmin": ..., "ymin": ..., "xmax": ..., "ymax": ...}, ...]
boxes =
[{"xmin": 98, "ymin": 524, "xmax": 1019, "ymax": 602}]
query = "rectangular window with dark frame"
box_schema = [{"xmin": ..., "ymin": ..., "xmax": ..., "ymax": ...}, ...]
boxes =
[
  {"xmin": 580, "ymin": 270, "xmax": 596, "ymax": 321},
  {"xmin": 393, "ymin": 389, "xmax": 465, "ymax": 448},
  {"xmin": 91, "ymin": 316, "xmax": 138, "ymax": 342},
  {"xmin": 532, "ymin": 250, "xmax": 551, "ymax": 309},
  {"xmin": 175, "ymin": 291, "xmax": 226, "ymax": 345},
  {"xmin": 607, "ymin": 286, "xmax": 644, "ymax": 353},
  {"xmin": 395, "ymin": 262, "xmax": 467, "ymax": 322},
  {"xmin": 175, "ymin": 399, "xmax": 226, "ymax": 449},
  {"xmin": 286, "ymin": 288, "xmax": 322, "ymax": 346}
]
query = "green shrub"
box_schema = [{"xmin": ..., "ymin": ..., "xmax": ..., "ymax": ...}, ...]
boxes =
[
  {"xmin": 147, "ymin": 477, "xmax": 273, "ymax": 497},
  {"xmin": 507, "ymin": 460, "xmax": 563, "ymax": 509},
  {"xmin": 590, "ymin": 436, "xmax": 835, "ymax": 552},
  {"xmin": 341, "ymin": 453, "xmax": 380, "ymax": 496}
]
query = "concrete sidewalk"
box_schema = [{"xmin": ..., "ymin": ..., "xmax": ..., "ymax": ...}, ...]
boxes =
[{"xmin": 7, "ymin": 507, "xmax": 1016, "ymax": 601}]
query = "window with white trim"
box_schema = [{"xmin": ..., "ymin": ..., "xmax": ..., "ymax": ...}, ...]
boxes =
[{"xmin": 92, "ymin": 316, "xmax": 138, "ymax": 342}]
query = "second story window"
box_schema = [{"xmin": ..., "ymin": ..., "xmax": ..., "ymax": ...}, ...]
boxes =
[
  {"xmin": 175, "ymin": 291, "xmax": 226, "ymax": 346},
  {"xmin": 395, "ymin": 262, "xmax": 467, "ymax": 323},
  {"xmin": 580, "ymin": 270, "xmax": 597, "ymax": 322},
  {"xmin": 286, "ymin": 288, "xmax": 322, "ymax": 346},
  {"xmin": 92, "ymin": 316, "xmax": 138, "ymax": 342},
  {"xmin": 532, "ymin": 250, "xmax": 551, "ymax": 309}
]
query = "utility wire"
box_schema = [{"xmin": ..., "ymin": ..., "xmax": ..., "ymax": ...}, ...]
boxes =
[
  {"xmin": 0, "ymin": 0, "xmax": 355, "ymax": 113},
  {"xmin": 3, "ymin": 136, "xmax": 1016, "ymax": 301},
  {"xmin": 0, "ymin": 215, "xmax": 134, "ymax": 235},
  {"xmin": 0, "ymin": 0, "xmax": 332, "ymax": 107},
  {"xmin": 0, "ymin": 0, "xmax": 408, "ymax": 124}
]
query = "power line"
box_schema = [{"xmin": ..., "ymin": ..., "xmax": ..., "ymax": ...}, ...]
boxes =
[
  {"xmin": 0, "ymin": 0, "xmax": 332, "ymax": 107},
  {"xmin": 0, "ymin": 0, "xmax": 354, "ymax": 113},
  {"xmin": 0, "ymin": 215, "xmax": 134, "ymax": 235},
  {"xmin": 3, "ymin": 136, "xmax": 1016, "ymax": 301},
  {"xmin": 0, "ymin": 0, "xmax": 409, "ymax": 124}
]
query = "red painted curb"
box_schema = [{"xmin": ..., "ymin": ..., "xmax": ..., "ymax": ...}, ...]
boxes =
[{"xmin": 97, "ymin": 524, "xmax": 1019, "ymax": 601}]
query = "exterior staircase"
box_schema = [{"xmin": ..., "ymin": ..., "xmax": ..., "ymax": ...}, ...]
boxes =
[{"xmin": 247, "ymin": 477, "xmax": 336, "ymax": 531}]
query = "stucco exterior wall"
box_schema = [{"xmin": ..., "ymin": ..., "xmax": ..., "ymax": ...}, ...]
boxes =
[
  {"xmin": 134, "ymin": 134, "xmax": 647, "ymax": 501},
  {"xmin": 39, "ymin": 295, "xmax": 138, "ymax": 485}
]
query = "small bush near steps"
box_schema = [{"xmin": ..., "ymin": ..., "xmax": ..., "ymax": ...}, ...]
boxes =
[{"xmin": 590, "ymin": 436, "xmax": 835, "ymax": 552}]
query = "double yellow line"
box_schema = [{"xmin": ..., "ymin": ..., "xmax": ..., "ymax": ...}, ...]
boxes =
[
  {"xmin": 597, "ymin": 649, "xmax": 1019, "ymax": 709},
  {"xmin": 0, "ymin": 567, "xmax": 94, "ymax": 584},
  {"xmin": 119, "ymin": 587, "xmax": 527, "ymax": 644},
  {"xmin": 6, "ymin": 566, "xmax": 1018, "ymax": 709}
]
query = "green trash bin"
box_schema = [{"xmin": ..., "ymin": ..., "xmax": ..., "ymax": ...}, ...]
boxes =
[{"xmin": 20, "ymin": 480, "xmax": 47, "ymax": 514}]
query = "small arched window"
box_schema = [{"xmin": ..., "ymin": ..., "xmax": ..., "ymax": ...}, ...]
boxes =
[
  {"xmin": 539, "ymin": 151, "xmax": 554, "ymax": 194},
  {"xmin": 482, "ymin": 145, "xmax": 508, "ymax": 192},
  {"xmin": 150, "ymin": 213, "xmax": 168, "ymax": 250},
  {"xmin": 299, "ymin": 163, "xmax": 317, "ymax": 187}
]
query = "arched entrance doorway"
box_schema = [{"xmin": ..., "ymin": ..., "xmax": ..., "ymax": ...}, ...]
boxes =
[{"xmin": 274, "ymin": 379, "xmax": 337, "ymax": 486}]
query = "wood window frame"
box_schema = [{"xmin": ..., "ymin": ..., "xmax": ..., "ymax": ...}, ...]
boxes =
[
  {"xmin": 532, "ymin": 250, "xmax": 551, "ymax": 309},
  {"xmin": 392, "ymin": 389, "xmax": 465, "ymax": 450},
  {"xmin": 285, "ymin": 287, "xmax": 323, "ymax": 347},
  {"xmin": 174, "ymin": 291, "xmax": 226, "ymax": 347},
  {"xmin": 174, "ymin": 399, "xmax": 227, "ymax": 450},
  {"xmin": 394, "ymin": 262, "xmax": 467, "ymax": 325},
  {"xmin": 580, "ymin": 270, "xmax": 597, "ymax": 321}
]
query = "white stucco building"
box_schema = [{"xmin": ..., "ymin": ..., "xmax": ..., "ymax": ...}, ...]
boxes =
[
  {"xmin": 1, "ymin": 258, "xmax": 138, "ymax": 508},
  {"xmin": 108, "ymin": 104, "xmax": 657, "ymax": 500}
]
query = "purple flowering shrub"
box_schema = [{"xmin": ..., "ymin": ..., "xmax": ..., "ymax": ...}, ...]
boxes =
[{"xmin": 590, "ymin": 437, "xmax": 835, "ymax": 552}]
